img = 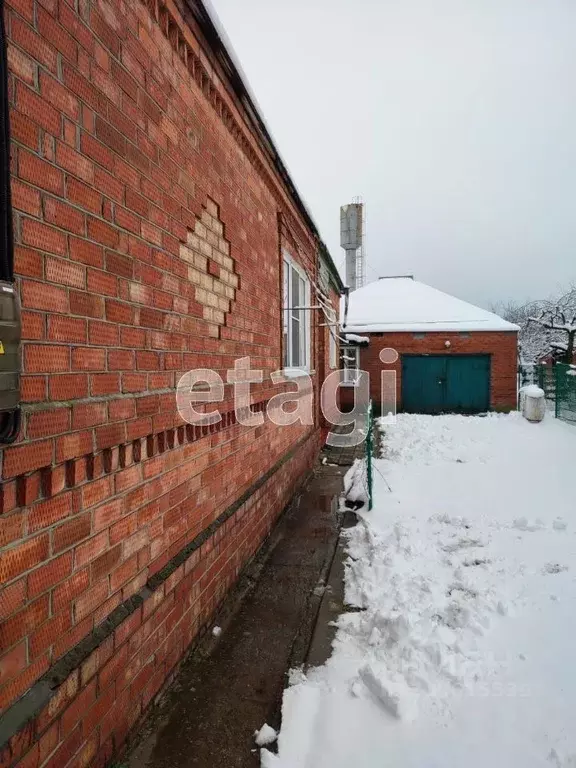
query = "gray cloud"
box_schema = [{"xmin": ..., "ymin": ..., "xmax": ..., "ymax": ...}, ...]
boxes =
[{"xmin": 212, "ymin": 0, "xmax": 576, "ymax": 308}]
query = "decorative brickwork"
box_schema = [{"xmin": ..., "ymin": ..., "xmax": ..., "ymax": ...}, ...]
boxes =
[{"xmin": 180, "ymin": 199, "xmax": 239, "ymax": 336}]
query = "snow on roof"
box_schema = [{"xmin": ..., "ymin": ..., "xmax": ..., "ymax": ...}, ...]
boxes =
[
  {"xmin": 342, "ymin": 277, "xmax": 520, "ymax": 334},
  {"xmin": 343, "ymin": 333, "xmax": 370, "ymax": 345}
]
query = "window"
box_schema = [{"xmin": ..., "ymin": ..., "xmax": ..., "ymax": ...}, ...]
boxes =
[
  {"xmin": 342, "ymin": 346, "xmax": 360, "ymax": 385},
  {"xmin": 328, "ymin": 308, "xmax": 337, "ymax": 369},
  {"xmin": 283, "ymin": 253, "xmax": 310, "ymax": 372}
]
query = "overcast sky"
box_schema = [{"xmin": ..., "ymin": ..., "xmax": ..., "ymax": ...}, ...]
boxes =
[{"xmin": 211, "ymin": 0, "xmax": 576, "ymax": 309}]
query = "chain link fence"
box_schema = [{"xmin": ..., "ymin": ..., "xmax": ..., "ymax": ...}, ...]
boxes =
[{"xmin": 538, "ymin": 364, "xmax": 576, "ymax": 424}]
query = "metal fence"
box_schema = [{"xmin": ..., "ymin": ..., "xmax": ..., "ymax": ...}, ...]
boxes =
[
  {"xmin": 365, "ymin": 400, "xmax": 374, "ymax": 510},
  {"xmin": 538, "ymin": 364, "xmax": 576, "ymax": 424}
]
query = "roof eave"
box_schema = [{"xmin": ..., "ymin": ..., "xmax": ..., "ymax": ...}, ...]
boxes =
[
  {"xmin": 319, "ymin": 242, "xmax": 345, "ymax": 293},
  {"xmin": 343, "ymin": 324, "xmax": 520, "ymax": 334},
  {"xmin": 186, "ymin": 0, "xmax": 342, "ymax": 290}
]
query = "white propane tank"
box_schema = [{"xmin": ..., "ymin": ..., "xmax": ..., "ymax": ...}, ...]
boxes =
[{"xmin": 519, "ymin": 385, "xmax": 546, "ymax": 423}]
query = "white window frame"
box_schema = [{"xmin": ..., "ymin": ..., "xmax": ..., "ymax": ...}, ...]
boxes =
[
  {"xmin": 327, "ymin": 308, "xmax": 337, "ymax": 369},
  {"xmin": 282, "ymin": 252, "xmax": 311, "ymax": 376},
  {"xmin": 342, "ymin": 346, "xmax": 360, "ymax": 386}
]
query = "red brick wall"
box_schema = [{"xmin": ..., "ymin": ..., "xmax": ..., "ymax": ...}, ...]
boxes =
[
  {"xmin": 340, "ymin": 331, "xmax": 518, "ymax": 412},
  {"xmin": 0, "ymin": 429, "xmax": 319, "ymax": 768},
  {"xmin": 0, "ymin": 0, "xmax": 336, "ymax": 762}
]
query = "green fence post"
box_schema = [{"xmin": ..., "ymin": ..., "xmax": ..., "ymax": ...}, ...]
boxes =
[{"xmin": 366, "ymin": 400, "xmax": 373, "ymax": 511}]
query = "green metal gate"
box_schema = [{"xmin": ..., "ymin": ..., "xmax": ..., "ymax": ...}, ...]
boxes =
[
  {"xmin": 538, "ymin": 363, "xmax": 576, "ymax": 424},
  {"xmin": 402, "ymin": 354, "xmax": 491, "ymax": 414}
]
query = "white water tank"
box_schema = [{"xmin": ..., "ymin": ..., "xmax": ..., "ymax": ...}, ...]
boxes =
[{"xmin": 520, "ymin": 385, "xmax": 546, "ymax": 423}]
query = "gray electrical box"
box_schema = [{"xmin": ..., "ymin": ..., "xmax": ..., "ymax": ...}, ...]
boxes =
[{"xmin": 0, "ymin": 281, "xmax": 20, "ymax": 413}]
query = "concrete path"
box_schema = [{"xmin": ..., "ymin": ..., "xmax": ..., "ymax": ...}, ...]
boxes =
[{"xmin": 125, "ymin": 459, "xmax": 351, "ymax": 768}]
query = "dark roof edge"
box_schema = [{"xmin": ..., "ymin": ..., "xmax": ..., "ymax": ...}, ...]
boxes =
[
  {"xmin": 319, "ymin": 242, "xmax": 345, "ymax": 292},
  {"xmin": 186, "ymin": 0, "xmax": 344, "ymax": 293}
]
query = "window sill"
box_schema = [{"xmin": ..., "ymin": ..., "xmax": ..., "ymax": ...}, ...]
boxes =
[{"xmin": 282, "ymin": 367, "xmax": 312, "ymax": 379}]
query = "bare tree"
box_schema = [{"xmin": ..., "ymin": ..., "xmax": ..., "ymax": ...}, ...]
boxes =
[
  {"xmin": 528, "ymin": 288, "xmax": 576, "ymax": 364},
  {"xmin": 492, "ymin": 298, "xmax": 549, "ymax": 365},
  {"xmin": 493, "ymin": 288, "xmax": 576, "ymax": 365}
]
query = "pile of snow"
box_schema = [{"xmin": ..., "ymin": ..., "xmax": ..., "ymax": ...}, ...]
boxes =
[
  {"xmin": 343, "ymin": 333, "xmax": 369, "ymax": 345},
  {"xmin": 265, "ymin": 413, "xmax": 576, "ymax": 768},
  {"xmin": 343, "ymin": 459, "xmax": 368, "ymax": 505},
  {"xmin": 255, "ymin": 724, "xmax": 278, "ymax": 747},
  {"xmin": 342, "ymin": 277, "xmax": 519, "ymax": 334}
]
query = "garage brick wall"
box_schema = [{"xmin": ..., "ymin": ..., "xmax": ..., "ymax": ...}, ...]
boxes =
[{"xmin": 341, "ymin": 331, "xmax": 518, "ymax": 412}]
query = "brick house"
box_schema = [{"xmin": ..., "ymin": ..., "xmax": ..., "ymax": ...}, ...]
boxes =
[
  {"xmin": 340, "ymin": 277, "xmax": 519, "ymax": 414},
  {"xmin": 0, "ymin": 0, "xmax": 343, "ymax": 764}
]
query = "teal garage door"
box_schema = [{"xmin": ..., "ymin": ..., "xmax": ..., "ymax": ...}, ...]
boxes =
[{"xmin": 402, "ymin": 355, "xmax": 491, "ymax": 414}]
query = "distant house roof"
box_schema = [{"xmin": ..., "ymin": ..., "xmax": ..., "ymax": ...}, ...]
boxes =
[{"xmin": 342, "ymin": 277, "xmax": 520, "ymax": 333}]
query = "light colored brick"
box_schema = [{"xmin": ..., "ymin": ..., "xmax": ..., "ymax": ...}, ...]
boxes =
[
  {"xmin": 194, "ymin": 221, "xmax": 207, "ymax": 240},
  {"xmin": 179, "ymin": 244, "xmax": 195, "ymax": 264},
  {"xmin": 205, "ymin": 199, "xmax": 218, "ymax": 217}
]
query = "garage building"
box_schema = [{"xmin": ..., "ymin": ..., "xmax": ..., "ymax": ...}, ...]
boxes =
[{"xmin": 341, "ymin": 276, "xmax": 519, "ymax": 414}]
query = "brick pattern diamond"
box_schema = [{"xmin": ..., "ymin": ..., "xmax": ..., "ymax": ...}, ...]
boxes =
[{"xmin": 179, "ymin": 199, "xmax": 239, "ymax": 337}]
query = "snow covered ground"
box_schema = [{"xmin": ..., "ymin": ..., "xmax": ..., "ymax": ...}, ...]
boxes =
[{"xmin": 262, "ymin": 413, "xmax": 576, "ymax": 768}]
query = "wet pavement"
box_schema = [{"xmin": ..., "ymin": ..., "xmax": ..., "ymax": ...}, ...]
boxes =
[{"xmin": 125, "ymin": 457, "xmax": 355, "ymax": 768}]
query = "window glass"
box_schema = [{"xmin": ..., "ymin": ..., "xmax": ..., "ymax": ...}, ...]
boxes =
[{"xmin": 283, "ymin": 256, "xmax": 310, "ymax": 371}]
